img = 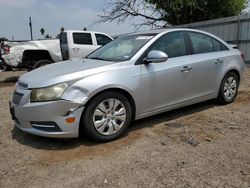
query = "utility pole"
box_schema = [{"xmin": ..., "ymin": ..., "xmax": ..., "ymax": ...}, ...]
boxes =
[{"xmin": 29, "ymin": 17, "xmax": 33, "ymax": 40}]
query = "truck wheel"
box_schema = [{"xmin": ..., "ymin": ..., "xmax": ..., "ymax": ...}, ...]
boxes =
[
  {"xmin": 0, "ymin": 64, "xmax": 7, "ymax": 72},
  {"xmin": 33, "ymin": 60, "xmax": 52, "ymax": 69}
]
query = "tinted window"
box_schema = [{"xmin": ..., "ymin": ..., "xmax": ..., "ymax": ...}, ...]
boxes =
[
  {"xmin": 211, "ymin": 38, "xmax": 229, "ymax": 51},
  {"xmin": 151, "ymin": 32, "xmax": 187, "ymax": 58},
  {"xmin": 73, "ymin": 33, "xmax": 92, "ymax": 45},
  {"xmin": 189, "ymin": 32, "xmax": 228, "ymax": 54},
  {"xmin": 95, "ymin": 34, "xmax": 112, "ymax": 45},
  {"xmin": 189, "ymin": 32, "xmax": 214, "ymax": 54}
]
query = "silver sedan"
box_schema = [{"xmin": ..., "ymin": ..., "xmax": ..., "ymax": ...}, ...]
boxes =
[{"xmin": 9, "ymin": 28, "xmax": 245, "ymax": 142}]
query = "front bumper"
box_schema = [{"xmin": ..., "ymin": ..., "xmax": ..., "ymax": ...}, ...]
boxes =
[{"xmin": 9, "ymin": 88, "xmax": 84, "ymax": 138}]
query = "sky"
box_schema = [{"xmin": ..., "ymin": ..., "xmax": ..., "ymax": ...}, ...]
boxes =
[
  {"xmin": 0, "ymin": 0, "xmax": 249, "ymax": 41},
  {"xmin": 0, "ymin": 0, "xmax": 140, "ymax": 40}
]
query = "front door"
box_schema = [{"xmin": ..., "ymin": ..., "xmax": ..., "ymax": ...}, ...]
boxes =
[{"xmin": 140, "ymin": 31, "xmax": 193, "ymax": 115}]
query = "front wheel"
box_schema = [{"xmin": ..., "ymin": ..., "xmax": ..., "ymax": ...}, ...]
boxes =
[
  {"xmin": 81, "ymin": 91, "xmax": 132, "ymax": 142},
  {"xmin": 217, "ymin": 72, "xmax": 239, "ymax": 104}
]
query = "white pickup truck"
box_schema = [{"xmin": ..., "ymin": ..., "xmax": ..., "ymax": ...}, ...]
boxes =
[{"xmin": 1, "ymin": 30, "xmax": 113, "ymax": 70}]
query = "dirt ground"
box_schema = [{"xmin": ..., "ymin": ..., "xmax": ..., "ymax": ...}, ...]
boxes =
[{"xmin": 0, "ymin": 67, "xmax": 249, "ymax": 188}]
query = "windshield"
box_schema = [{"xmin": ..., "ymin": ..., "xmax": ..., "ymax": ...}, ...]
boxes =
[{"xmin": 87, "ymin": 34, "xmax": 155, "ymax": 62}]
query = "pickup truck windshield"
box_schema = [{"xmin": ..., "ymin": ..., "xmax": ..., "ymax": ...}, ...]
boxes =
[{"xmin": 87, "ymin": 34, "xmax": 156, "ymax": 62}]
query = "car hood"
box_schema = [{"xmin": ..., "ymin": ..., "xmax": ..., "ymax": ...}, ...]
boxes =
[{"xmin": 19, "ymin": 58, "xmax": 121, "ymax": 88}]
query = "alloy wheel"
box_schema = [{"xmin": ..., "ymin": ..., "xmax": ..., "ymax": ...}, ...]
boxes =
[
  {"xmin": 223, "ymin": 76, "xmax": 237, "ymax": 101},
  {"xmin": 93, "ymin": 98, "xmax": 127, "ymax": 136}
]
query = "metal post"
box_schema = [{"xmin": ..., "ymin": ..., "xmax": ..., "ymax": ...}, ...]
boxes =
[
  {"xmin": 29, "ymin": 17, "xmax": 33, "ymax": 41},
  {"xmin": 236, "ymin": 15, "xmax": 241, "ymax": 45}
]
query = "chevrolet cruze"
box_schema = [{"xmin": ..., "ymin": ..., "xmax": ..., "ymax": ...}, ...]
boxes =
[{"xmin": 9, "ymin": 29, "xmax": 245, "ymax": 142}]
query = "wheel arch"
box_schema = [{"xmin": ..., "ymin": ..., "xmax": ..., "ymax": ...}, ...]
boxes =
[
  {"xmin": 226, "ymin": 69, "xmax": 241, "ymax": 83},
  {"xmin": 83, "ymin": 88, "xmax": 136, "ymax": 121},
  {"xmin": 22, "ymin": 50, "xmax": 53, "ymax": 63},
  {"xmin": 78, "ymin": 87, "xmax": 136, "ymax": 137}
]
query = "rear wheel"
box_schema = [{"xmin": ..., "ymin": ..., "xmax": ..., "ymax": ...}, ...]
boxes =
[
  {"xmin": 33, "ymin": 59, "xmax": 52, "ymax": 69},
  {"xmin": 81, "ymin": 91, "xmax": 132, "ymax": 142},
  {"xmin": 0, "ymin": 64, "xmax": 7, "ymax": 72},
  {"xmin": 217, "ymin": 72, "xmax": 239, "ymax": 104}
]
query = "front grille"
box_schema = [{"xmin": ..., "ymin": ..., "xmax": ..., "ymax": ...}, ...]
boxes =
[
  {"xmin": 12, "ymin": 92, "xmax": 23, "ymax": 105},
  {"xmin": 17, "ymin": 81, "xmax": 28, "ymax": 90}
]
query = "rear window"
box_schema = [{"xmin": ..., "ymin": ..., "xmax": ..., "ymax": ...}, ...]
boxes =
[
  {"xmin": 189, "ymin": 32, "xmax": 228, "ymax": 54},
  {"xmin": 73, "ymin": 33, "xmax": 92, "ymax": 45},
  {"xmin": 212, "ymin": 38, "xmax": 229, "ymax": 51},
  {"xmin": 189, "ymin": 32, "xmax": 214, "ymax": 54}
]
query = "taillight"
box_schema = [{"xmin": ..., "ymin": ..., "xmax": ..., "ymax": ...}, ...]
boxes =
[
  {"xmin": 241, "ymin": 53, "xmax": 245, "ymax": 61},
  {"xmin": 4, "ymin": 46, "xmax": 10, "ymax": 54}
]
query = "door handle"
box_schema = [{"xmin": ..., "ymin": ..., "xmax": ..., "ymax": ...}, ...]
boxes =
[
  {"xmin": 73, "ymin": 47, "xmax": 80, "ymax": 51},
  {"xmin": 214, "ymin": 59, "xmax": 223, "ymax": 65},
  {"xmin": 181, "ymin": 66, "xmax": 192, "ymax": 72}
]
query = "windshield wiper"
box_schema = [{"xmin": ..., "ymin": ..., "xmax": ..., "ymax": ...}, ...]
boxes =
[{"xmin": 87, "ymin": 57, "xmax": 112, "ymax": 61}]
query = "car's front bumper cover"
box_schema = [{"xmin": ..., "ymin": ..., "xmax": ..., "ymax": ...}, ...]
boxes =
[{"xmin": 9, "ymin": 87, "xmax": 84, "ymax": 138}]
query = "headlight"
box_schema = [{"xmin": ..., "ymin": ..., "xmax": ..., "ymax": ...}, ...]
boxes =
[{"xmin": 30, "ymin": 83, "xmax": 68, "ymax": 102}]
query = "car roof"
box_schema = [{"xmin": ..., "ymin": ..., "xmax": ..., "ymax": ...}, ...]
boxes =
[
  {"xmin": 128, "ymin": 28, "xmax": 212, "ymax": 35},
  {"xmin": 65, "ymin": 30, "xmax": 111, "ymax": 35},
  {"xmin": 115, "ymin": 28, "xmax": 201, "ymax": 38},
  {"xmin": 113, "ymin": 28, "xmax": 231, "ymax": 48}
]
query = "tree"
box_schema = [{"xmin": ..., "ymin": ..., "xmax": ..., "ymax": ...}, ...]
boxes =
[
  {"xmin": 40, "ymin": 28, "xmax": 45, "ymax": 38},
  {"xmin": 0, "ymin": 37, "xmax": 8, "ymax": 42},
  {"xmin": 98, "ymin": 0, "xmax": 247, "ymax": 27},
  {"xmin": 45, "ymin": 34, "xmax": 51, "ymax": 39},
  {"xmin": 60, "ymin": 27, "xmax": 65, "ymax": 33}
]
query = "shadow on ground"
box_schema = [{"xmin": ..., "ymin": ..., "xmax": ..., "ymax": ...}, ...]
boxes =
[
  {"xmin": 11, "ymin": 100, "xmax": 216, "ymax": 151},
  {"xmin": 0, "ymin": 75, "xmax": 19, "ymax": 87},
  {"xmin": 2, "ymin": 76, "xmax": 19, "ymax": 83}
]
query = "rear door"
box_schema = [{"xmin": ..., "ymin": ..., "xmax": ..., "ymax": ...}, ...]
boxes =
[
  {"xmin": 187, "ymin": 31, "xmax": 229, "ymax": 98},
  {"xmin": 69, "ymin": 32, "xmax": 97, "ymax": 58}
]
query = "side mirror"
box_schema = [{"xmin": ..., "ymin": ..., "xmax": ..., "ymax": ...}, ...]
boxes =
[{"xmin": 144, "ymin": 50, "xmax": 168, "ymax": 64}]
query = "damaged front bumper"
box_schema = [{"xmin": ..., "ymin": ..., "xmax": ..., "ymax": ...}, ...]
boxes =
[
  {"xmin": 2, "ymin": 53, "xmax": 21, "ymax": 68},
  {"xmin": 9, "ymin": 87, "xmax": 85, "ymax": 138}
]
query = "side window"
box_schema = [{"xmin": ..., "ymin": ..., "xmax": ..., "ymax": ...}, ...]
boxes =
[
  {"xmin": 95, "ymin": 34, "xmax": 112, "ymax": 45},
  {"xmin": 73, "ymin": 33, "xmax": 92, "ymax": 45},
  {"xmin": 189, "ymin": 32, "xmax": 214, "ymax": 54},
  {"xmin": 151, "ymin": 32, "xmax": 187, "ymax": 58},
  {"xmin": 211, "ymin": 38, "xmax": 229, "ymax": 51}
]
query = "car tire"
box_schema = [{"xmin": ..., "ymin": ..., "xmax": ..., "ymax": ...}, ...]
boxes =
[
  {"xmin": 33, "ymin": 60, "xmax": 52, "ymax": 69},
  {"xmin": 0, "ymin": 64, "xmax": 7, "ymax": 72},
  {"xmin": 81, "ymin": 91, "xmax": 132, "ymax": 142},
  {"xmin": 217, "ymin": 72, "xmax": 239, "ymax": 104}
]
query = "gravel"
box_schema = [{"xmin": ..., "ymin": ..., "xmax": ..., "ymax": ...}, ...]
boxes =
[{"xmin": 0, "ymin": 68, "xmax": 250, "ymax": 188}]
